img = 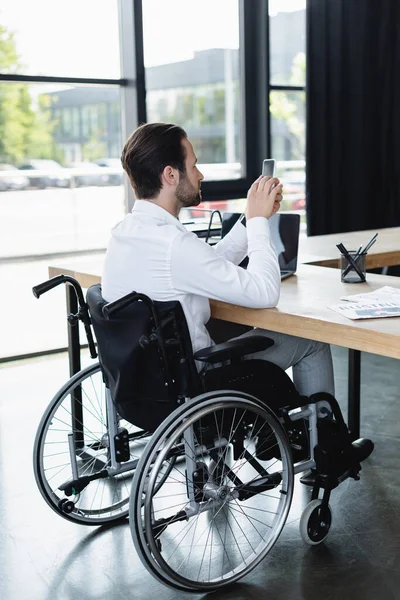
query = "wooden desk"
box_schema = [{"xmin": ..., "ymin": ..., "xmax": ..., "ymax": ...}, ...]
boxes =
[
  {"xmin": 300, "ymin": 226, "xmax": 400, "ymax": 268},
  {"xmin": 210, "ymin": 265, "xmax": 400, "ymax": 360},
  {"xmin": 49, "ymin": 260, "xmax": 400, "ymax": 437}
]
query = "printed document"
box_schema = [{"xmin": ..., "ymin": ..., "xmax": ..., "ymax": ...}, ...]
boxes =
[
  {"xmin": 329, "ymin": 286, "xmax": 400, "ymax": 320},
  {"xmin": 339, "ymin": 286, "xmax": 400, "ymax": 304}
]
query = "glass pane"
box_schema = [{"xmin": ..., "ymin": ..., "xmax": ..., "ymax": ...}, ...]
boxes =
[
  {"xmin": 269, "ymin": 0, "xmax": 306, "ymax": 87},
  {"xmin": 0, "ymin": 82, "xmax": 124, "ymax": 359},
  {"xmin": 0, "ymin": 0, "xmax": 120, "ymax": 78},
  {"xmin": 270, "ymin": 90, "xmax": 305, "ymax": 213},
  {"xmin": 143, "ymin": 0, "xmax": 242, "ymax": 181}
]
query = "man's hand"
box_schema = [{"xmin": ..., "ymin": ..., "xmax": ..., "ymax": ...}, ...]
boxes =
[{"xmin": 246, "ymin": 176, "xmax": 283, "ymax": 220}]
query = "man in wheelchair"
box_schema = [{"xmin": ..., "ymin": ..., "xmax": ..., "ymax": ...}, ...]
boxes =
[
  {"xmin": 32, "ymin": 122, "xmax": 374, "ymax": 592},
  {"xmin": 101, "ymin": 121, "xmax": 373, "ymax": 465}
]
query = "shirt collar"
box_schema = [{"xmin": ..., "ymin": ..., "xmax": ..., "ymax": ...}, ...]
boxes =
[{"xmin": 132, "ymin": 199, "xmax": 187, "ymax": 232}]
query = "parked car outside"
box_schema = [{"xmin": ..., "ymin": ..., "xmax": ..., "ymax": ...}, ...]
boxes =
[
  {"xmin": 94, "ymin": 158, "xmax": 124, "ymax": 186},
  {"xmin": 67, "ymin": 162, "xmax": 108, "ymax": 187},
  {"xmin": 18, "ymin": 160, "xmax": 71, "ymax": 189},
  {"xmin": 183, "ymin": 201, "xmax": 230, "ymax": 222},
  {"xmin": 0, "ymin": 164, "xmax": 29, "ymax": 191}
]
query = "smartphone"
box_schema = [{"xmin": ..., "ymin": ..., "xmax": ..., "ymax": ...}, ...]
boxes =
[{"xmin": 262, "ymin": 158, "xmax": 276, "ymax": 178}]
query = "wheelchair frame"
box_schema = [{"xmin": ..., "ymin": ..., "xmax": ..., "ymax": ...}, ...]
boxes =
[{"xmin": 32, "ymin": 274, "xmax": 365, "ymax": 591}]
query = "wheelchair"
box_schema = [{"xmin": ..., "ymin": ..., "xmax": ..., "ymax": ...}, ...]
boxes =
[{"xmin": 32, "ymin": 274, "xmax": 368, "ymax": 592}]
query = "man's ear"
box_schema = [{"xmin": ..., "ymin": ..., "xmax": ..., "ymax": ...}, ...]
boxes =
[{"xmin": 161, "ymin": 165, "xmax": 179, "ymax": 187}]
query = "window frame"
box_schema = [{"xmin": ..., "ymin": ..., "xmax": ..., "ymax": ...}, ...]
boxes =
[
  {"xmin": 0, "ymin": 0, "xmax": 306, "ymax": 206},
  {"xmin": 267, "ymin": 4, "xmax": 306, "ymax": 213},
  {"xmin": 122, "ymin": 0, "xmax": 275, "ymax": 204}
]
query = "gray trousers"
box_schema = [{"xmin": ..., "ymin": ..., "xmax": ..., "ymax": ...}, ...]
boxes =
[
  {"xmin": 206, "ymin": 319, "xmax": 335, "ymax": 398},
  {"xmin": 242, "ymin": 328, "xmax": 335, "ymax": 398}
]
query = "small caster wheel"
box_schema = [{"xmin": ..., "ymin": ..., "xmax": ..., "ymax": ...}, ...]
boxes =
[
  {"xmin": 300, "ymin": 499, "xmax": 332, "ymax": 545},
  {"xmin": 58, "ymin": 498, "xmax": 75, "ymax": 514}
]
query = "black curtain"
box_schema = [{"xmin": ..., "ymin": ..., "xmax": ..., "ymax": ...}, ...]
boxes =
[{"xmin": 306, "ymin": 0, "xmax": 400, "ymax": 235}]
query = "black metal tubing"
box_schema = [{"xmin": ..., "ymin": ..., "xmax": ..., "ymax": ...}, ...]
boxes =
[
  {"xmin": 0, "ymin": 74, "xmax": 127, "ymax": 86},
  {"xmin": 66, "ymin": 285, "xmax": 84, "ymax": 448},
  {"xmin": 132, "ymin": 0, "xmax": 147, "ymax": 124},
  {"xmin": 242, "ymin": 0, "xmax": 270, "ymax": 183},
  {"xmin": 270, "ymin": 85, "xmax": 306, "ymax": 92},
  {"xmin": 66, "ymin": 284, "xmax": 81, "ymax": 376},
  {"xmin": 265, "ymin": 0, "xmax": 272, "ymax": 160},
  {"xmin": 348, "ymin": 349, "xmax": 361, "ymax": 440}
]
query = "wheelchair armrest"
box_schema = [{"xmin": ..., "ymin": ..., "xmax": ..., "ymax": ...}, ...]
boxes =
[{"xmin": 193, "ymin": 334, "xmax": 274, "ymax": 364}]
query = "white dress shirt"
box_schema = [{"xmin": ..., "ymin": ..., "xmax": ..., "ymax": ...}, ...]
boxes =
[{"xmin": 102, "ymin": 200, "xmax": 281, "ymax": 355}]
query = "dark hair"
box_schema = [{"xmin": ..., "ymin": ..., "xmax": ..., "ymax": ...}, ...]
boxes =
[{"xmin": 121, "ymin": 122, "xmax": 187, "ymax": 198}]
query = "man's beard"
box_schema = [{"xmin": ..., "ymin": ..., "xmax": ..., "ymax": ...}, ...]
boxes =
[{"xmin": 175, "ymin": 175, "xmax": 201, "ymax": 208}]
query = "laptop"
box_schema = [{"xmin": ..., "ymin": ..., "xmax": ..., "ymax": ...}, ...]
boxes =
[
  {"xmin": 221, "ymin": 212, "xmax": 301, "ymax": 280},
  {"xmin": 269, "ymin": 213, "xmax": 301, "ymax": 279}
]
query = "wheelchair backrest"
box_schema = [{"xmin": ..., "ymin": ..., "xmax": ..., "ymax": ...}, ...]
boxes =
[{"xmin": 86, "ymin": 284, "xmax": 199, "ymax": 432}]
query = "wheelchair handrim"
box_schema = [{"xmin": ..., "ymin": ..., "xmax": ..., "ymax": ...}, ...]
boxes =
[{"xmin": 131, "ymin": 393, "xmax": 294, "ymax": 591}]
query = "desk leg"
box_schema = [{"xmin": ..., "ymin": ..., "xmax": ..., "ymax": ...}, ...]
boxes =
[
  {"xmin": 66, "ymin": 284, "xmax": 84, "ymax": 448},
  {"xmin": 348, "ymin": 349, "xmax": 361, "ymax": 440}
]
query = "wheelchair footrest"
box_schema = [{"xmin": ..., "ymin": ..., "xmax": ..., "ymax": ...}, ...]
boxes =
[
  {"xmin": 236, "ymin": 472, "xmax": 282, "ymax": 501},
  {"xmin": 59, "ymin": 469, "xmax": 109, "ymax": 496},
  {"xmin": 300, "ymin": 464, "xmax": 361, "ymax": 490}
]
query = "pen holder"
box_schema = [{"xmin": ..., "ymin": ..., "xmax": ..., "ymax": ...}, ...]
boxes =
[{"xmin": 340, "ymin": 251, "xmax": 367, "ymax": 283}]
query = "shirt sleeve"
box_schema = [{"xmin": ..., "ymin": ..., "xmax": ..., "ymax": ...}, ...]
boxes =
[
  {"xmin": 213, "ymin": 218, "xmax": 248, "ymax": 265},
  {"xmin": 170, "ymin": 217, "xmax": 281, "ymax": 309}
]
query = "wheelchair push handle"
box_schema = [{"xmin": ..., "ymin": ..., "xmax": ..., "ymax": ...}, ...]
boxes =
[
  {"xmin": 102, "ymin": 290, "xmax": 141, "ymax": 320},
  {"xmin": 32, "ymin": 275, "xmax": 66, "ymax": 298},
  {"xmin": 32, "ymin": 274, "xmax": 85, "ymax": 304},
  {"xmin": 32, "ymin": 274, "xmax": 98, "ymax": 360}
]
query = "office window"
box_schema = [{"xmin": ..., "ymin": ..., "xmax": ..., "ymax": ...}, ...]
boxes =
[
  {"xmin": 269, "ymin": 0, "xmax": 306, "ymax": 87},
  {"xmin": 62, "ymin": 108, "xmax": 72, "ymax": 136},
  {"xmin": 0, "ymin": 81, "xmax": 124, "ymax": 359},
  {"xmin": 270, "ymin": 90, "xmax": 305, "ymax": 212},
  {"xmin": 81, "ymin": 106, "xmax": 91, "ymax": 138},
  {"xmin": 0, "ymin": 0, "xmax": 120, "ymax": 79},
  {"xmin": 269, "ymin": 0, "xmax": 306, "ymax": 216},
  {"xmin": 0, "ymin": 83, "xmax": 123, "ymax": 257},
  {"xmin": 143, "ymin": 0, "xmax": 242, "ymax": 181}
]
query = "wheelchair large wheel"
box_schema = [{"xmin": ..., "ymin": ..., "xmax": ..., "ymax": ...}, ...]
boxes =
[
  {"xmin": 34, "ymin": 363, "xmax": 153, "ymax": 526},
  {"xmin": 130, "ymin": 391, "xmax": 294, "ymax": 592}
]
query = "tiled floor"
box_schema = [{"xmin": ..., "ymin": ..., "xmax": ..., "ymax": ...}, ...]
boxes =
[{"xmin": 0, "ymin": 346, "xmax": 399, "ymax": 600}]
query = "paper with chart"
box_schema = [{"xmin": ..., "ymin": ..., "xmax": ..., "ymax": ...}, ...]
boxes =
[{"xmin": 329, "ymin": 286, "xmax": 400, "ymax": 320}]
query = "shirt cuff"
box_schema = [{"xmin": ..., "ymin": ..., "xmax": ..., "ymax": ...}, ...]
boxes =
[
  {"xmin": 225, "ymin": 217, "xmax": 248, "ymax": 245},
  {"xmin": 246, "ymin": 216, "xmax": 271, "ymax": 238}
]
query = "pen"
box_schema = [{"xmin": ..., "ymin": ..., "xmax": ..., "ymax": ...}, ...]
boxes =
[
  {"xmin": 341, "ymin": 233, "xmax": 378, "ymax": 278},
  {"xmin": 336, "ymin": 243, "xmax": 366, "ymax": 282},
  {"xmin": 362, "ymin": 232, "xmax": 378, "ymax": 255}
]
